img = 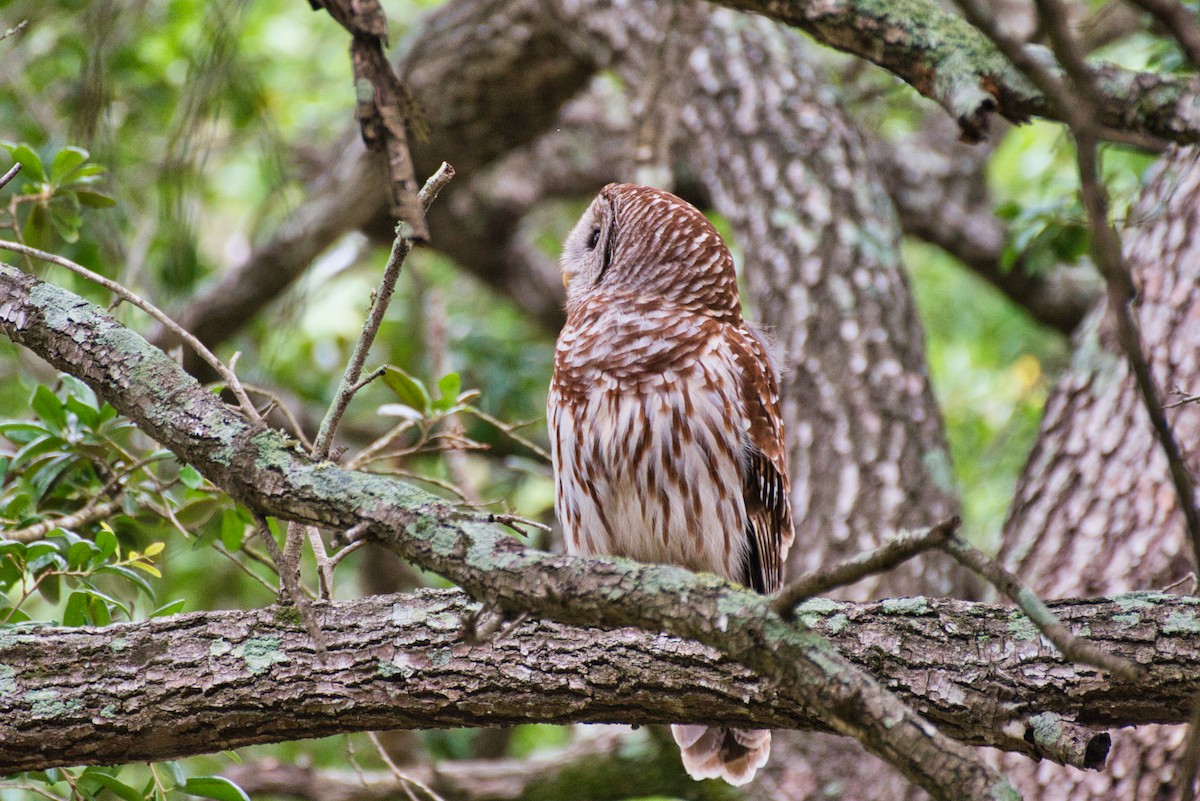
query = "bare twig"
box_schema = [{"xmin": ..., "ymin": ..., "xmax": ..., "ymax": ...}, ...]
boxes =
[
  {"xmin": 487, "ymin": 512, "xmax": 552, "ymax": 535},
  {"xmin": 254, "ymin": 515, "xmax": 327, "ymax": 652},
  {"xmin": 461, "ymin": 407, "xmax": 551, "ymax": 463},
  {"xmin": 1124, "ymin": 0, "xmax": 1200, "ymax": 69},
  {"xmin": 326, "ymin": 538, "xmax": 367, "ymax": 571},
  {"xmin": 365, "ymin": 731, "xmax": 445, "ymax": 801},
  {"xmin": 0, "ymin": 163, "xmax": 21, "ymax": 191},
  {"xmin": 311, "ymin": 162, "xmax": 454, "ymax": 460},
  {"xmin": 0, "ymin": 239, "xmax": 263, "ymax": 425},
  {"xmin": 234, "ymin": 382, "xmax": 314, "ymax": 450},
  {"xmin": 309, "ymin": 0, "xmax": 428, "ymax": 240},
  {"xmin": 940, "ymin": 532, "xmax": 1143, "ymax": 679},
  {"xmin": 4, "ymin": 501, "xmax": 123, "ymax": 544},
  {"xmin": 0, "ymin": 20, "xmax": 26, "ymax": 42},
  {"xmin": 773, "ymin": 517, "xmax": 959, "ymax": 617}
]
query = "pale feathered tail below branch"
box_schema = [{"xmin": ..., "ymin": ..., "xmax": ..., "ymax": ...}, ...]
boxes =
[{"xmin": 671, "ymin": 725, "xmax": 772, "ymax": 786}]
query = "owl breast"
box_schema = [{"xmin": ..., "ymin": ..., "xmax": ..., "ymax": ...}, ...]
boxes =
[{"xmin": 549, "ymin": 299, "xmax": 751, "ymax": 581}]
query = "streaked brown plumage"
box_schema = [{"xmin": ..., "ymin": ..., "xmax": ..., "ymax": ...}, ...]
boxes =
[{"xmin": 548, "ymin": 183, "xmax": 794, "ymax": 785}]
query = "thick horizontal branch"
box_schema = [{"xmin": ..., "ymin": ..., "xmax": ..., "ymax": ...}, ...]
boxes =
[
  {"xmin": 1, "ymin": 588, "xmax": 1197, "ymax": 774},
  {"xmin": 713, "ymin": 0, "xmax": 1200, "ymax": 143},
  {"xmin": 0, "ymin": 265, "xmax": 1021, "ymax": 800}
]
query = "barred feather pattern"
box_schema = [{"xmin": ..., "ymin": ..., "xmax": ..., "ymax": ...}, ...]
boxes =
[{"xmin": 548, "ymin": 184, "xmax": 794, "ymax": 786}]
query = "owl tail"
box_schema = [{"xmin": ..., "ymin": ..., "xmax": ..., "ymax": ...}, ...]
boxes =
[{"xmin": 670, "ymin": 725, "xmax": 771, "ymax": 786}]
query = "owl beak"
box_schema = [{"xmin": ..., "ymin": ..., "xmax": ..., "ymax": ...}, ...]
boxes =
[{"xmin": 562, "ymin": 270, "xmax": 570, "ymax": 289}]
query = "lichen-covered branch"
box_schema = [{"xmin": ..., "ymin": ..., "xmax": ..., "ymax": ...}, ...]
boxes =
[
  {"xmin": 0, "ymin": 262, "xmax": 1012, "ymax": 801},
  {"xmin": 1, "ymin": 584, "xmax": 1198, "ymax": 775},
  {"xmin": 711, "ymin": 0, "xmax": 1200, "ymax": 143}
]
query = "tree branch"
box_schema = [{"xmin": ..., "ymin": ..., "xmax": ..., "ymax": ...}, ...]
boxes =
[
  {"xmin": 2, "ymin": 586, "xmax": 1198, "ymax": 775},
  {"xmin": 0, "ymin": 263, "xmax": 1017, "ymax": 800},
  {"xmin": 712, "ymin": 0, "xmax": 1200, "ymax": 143}
]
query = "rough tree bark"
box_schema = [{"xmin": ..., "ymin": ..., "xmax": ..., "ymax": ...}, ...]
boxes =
[
  {"xmin": 4, "ymin": 588, "xmax": 1195, "ymax": 774},
  {"xmin": 993, "ymin": 147, "xmax": 1200, "ymax": 800}
]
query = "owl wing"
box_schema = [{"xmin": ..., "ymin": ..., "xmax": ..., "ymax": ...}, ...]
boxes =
[{"xmin": 735, "ymin": 325, "xmax": 794, "ymax": 595}]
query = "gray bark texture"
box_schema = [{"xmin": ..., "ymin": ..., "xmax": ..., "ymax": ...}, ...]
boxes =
[
  {"xmin": 2, "ymin": 588, "xmax": 1195, "ymax": 775},
  {"xmin": 994, "ymin": 147, "xmax": 1200, "ymax": 799}
]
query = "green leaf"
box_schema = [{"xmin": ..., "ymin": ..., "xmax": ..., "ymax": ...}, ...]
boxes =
[
  {"xmin": 50, "ymin": 146, "xmax": 89, "ymax": 183},
  {"xmin": 434, "ymin": 372, "xmax": 461, "ymax": 412},
  {"xmin": 96, "ymin": 564, "xmax": 156, "ymax": 597},
  {"xmin": 91, "ymin": 772, "xmax": 146, "ymax": 801},
  {"xmin": 49, "ymin": 198, "xmax": 83, "ymax": 243},
  {"xmin": 31, "ymin": 384, "xmax": 67, "ymax": 431},
  {"xmin": 161, "ymin": 762, "xmax": 187, "ymax": 788},
  {"xmin": 66, "ymin": 394, "xmax": 100, "ymax": 428},
  {"xmin": 63, "ymin": 590, "xmax": 90, "ymax": 626},
  {"xmin": 67, "ymin": 539, "xmax": 101, "ymax": 570},
  {"xmin": 382, "ymin": 366, "xmax": 431, "ymax": 415},
  {"xmin": 183, "ymin": 776, "xmax": 251, "ymax": 801},
  {"xmin": 7, "ymin": 143, "xmax": 45, "ymax": 183},
  {"xmin": 95, "ymin": 526, "xmax": 119, "ymax": 559},
  {"xmin": 150, "ymin": 598, "xmax": 186, "ymax": 618},
  {"xmin": 23, "ymin": 203, "xmax": 50, "ymax": 249},
  {"xmin": 178, "ymin": 464, "xmax": 204, "ymax": 489},
  {"xmin": 219, "ymin": 509, "xmax": 247, "ymax": 551},
  {"xmin": 37, "ymin": 572, "xmax": 61, "ymax": 604},
  {"xmin": 75, "ymin": 189, "xmax": 118, "ymax": 208},
  {"xmin": 0, "ymin": 421, "xmax": 52, "ymax": 444}
]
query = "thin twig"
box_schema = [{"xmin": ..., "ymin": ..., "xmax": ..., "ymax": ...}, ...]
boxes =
[
  {"xmin": 311, "ymin": 162, "xmax": 454, "ymax": 460},
  {"xmin": 940, "ymin": 532, "xmax": 1143, "ymax": 679},
  {"xmin": 326, "ymin": 538, "xmax": 367, "ymax": 570},
  {"xmin": 365, "ymin": 731, "xmax": 446, "ymax": 801},
  {"xmin": 254, "ymin": 514, "xmax": 327, "ymax": 652},
  {"xmin": 0, "ymin": 19, "xmax": 26, "ymax": 43},
  {"xmin": 0, "ymin": 239, "xmax": 262, "ymax": 425},
  {"xmin": 306, "ymin": 524, "xmax": 335, "ymax": 600},
  {"xmin": 212, "ymin": 541, "xmax": 280, "ymax": 595},
  {"xmin": 462, "ymin": 407, "xmax": 551, "ymax": 462},
  {"xmin": 233, "ymin": 382, "xmax": 314, "ymax": 450},
  {"xmin": 0, "ymin": 163, "xmax": 21, "ymax": 191},
  {"xmin": 773, "ymin": 517, "xmax": 959, "ymax": 617},
  {"xmin": 4, "ymin": 501, "xmax": 123, "ymax": 543},
  {"xmin": 487, "ymin": 512, "xmax": 552, "ymax": 535},
  {"xmin": 348, "ymin": 365, "xmax": 388, "ymax": 397},
  {"xmin": 312, "ymin": 0, "xmax": 429, "ymax": 240}
]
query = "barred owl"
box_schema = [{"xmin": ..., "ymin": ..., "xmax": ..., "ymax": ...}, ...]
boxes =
[{"xmin": 548, "ymin": 183, "xmax": 794, "ymax": 786}]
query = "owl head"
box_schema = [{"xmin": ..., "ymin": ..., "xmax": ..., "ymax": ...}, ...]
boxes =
[{"xmin": 560, "ymin": 183, "xmax": 741, "ymax": 317}]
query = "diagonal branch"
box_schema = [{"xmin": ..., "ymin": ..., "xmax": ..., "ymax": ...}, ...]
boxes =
[
  {"xmin": 308, "ymin": 0, "xmax": 428, "ymax": 240},
  {"xmin": 712, "ymin": 0, "xmax": 1200, "ymax": 143},
  {"xmin": 0, "ymin": 263, "xmax": 1016, "ymax": 801}
]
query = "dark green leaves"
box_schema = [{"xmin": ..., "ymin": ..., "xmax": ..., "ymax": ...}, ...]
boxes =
[{"xmin": 0, "ymin": 142, "xmax": 116, "ymax": 247}]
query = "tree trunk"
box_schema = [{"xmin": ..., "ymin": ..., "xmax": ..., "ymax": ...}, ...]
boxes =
[{"xmin": 997, "ymin": 146, "xmax": 1200, "ymax": 800}]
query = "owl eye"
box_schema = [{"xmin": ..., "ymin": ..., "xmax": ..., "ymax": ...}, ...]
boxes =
[{"xmin": 586, "ymin": 227, "xmax": 601, "ymax": 250}]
